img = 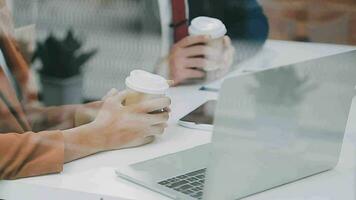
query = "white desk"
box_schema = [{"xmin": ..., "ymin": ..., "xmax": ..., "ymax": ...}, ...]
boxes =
[{"xmin": 1, "ymin": 41, "xmax": 356, "ymax": 200}]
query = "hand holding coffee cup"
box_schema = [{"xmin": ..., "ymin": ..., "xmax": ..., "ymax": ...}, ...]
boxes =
[
  {"xmin": 122, "ymin": 70, "xmax": 171, "ymax": 148},
  {"xmin": 75, "ymin": 70, "xmax": 171, "ymax": 150},
  {"xmin": 169, "ymin": 16, "xmax": 235, "ymax": 85},
  {"xmin": 79, "ymin": 88, "xmax": 171, "ymax": 153}
]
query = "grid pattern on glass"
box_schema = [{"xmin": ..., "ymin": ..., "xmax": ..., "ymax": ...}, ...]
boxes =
[{"xmin": 13, "ymin": 0, "xmax": 162, "ymax": 100}]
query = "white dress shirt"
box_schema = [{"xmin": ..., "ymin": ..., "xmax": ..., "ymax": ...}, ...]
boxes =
[
  {"xmin": 156, "ymin": 0, "xmax": 189, "ymax": 77},
  {"xmin": 158, "ymin": 0, "xmax": 189, "ymax": 56}
]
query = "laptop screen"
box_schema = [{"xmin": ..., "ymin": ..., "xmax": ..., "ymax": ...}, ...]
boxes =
[{"xmin": 204, "ymin": 50, "xmax": 356, "ymax": 200}]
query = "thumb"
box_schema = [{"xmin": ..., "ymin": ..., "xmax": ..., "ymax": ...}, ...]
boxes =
[
  {"xmin": 223, "ymin": 36, "xmax": 232, "ymax": 47},
  {"xmin": 102, "ymin": 88, "xmax": 119, "ymax": 101},
  {"xmin": 112, "ymin": 90, "xmax": 134, "ymax": 106}
]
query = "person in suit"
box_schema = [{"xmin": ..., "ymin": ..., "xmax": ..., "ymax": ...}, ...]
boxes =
[
  {"xmin": 0, "ymin": 1, "xmax": 171, "ymax": 180},
  {"xmin": 10, "ymin": 0, "xmax": 267, "ymax": 96},
  {"xmin": 154, "ymin": 0, "xmax": 269, "ymax": 85}
]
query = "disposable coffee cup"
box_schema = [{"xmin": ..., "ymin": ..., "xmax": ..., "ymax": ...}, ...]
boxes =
[
  {"xmin": 189, "ymin": 16, "xmax": 227, "ymax": 71},
  {"xmin": 125, "ymin": 70, "xmax": 169, "ymax": 113},
  {"xmin": 122, "ymin": 70, "xmax": 170, "ymax": 148}
]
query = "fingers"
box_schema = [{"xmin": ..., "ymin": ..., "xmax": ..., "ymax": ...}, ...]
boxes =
[
  {"xmin": 143, "ymin": 136, "xmax": 156, "ymax": 144},
  {"xmin": 164, "ymin": 107, "xmax": 171, "ymax": 113},
  {"xmin": 102, "ymin": 88, "xmax": 119, "ymax": 100},
  {"xmin": 184, "ymin": 58, "xmax": 207, "ymax": 69},
  {"xmin": 148, "ymin": 123, "xmax": 168, "ymax": 136},
  {"xmin": 223, "ymin": 36, "xmax": 232, "ymax": 47},
  {"xmin": 183, "ymin": 69, "xmax": 206, "ymax": 79},
  {"xmin": 105, "ymin": 90, "xmax": 133, "ymax": 108},
  {"xmin": 183, "ymin": 45, "xmax": 223, "ymax": 64},
  {"xmin": 181, "ymin": 37, "xmax": 232, "ymax": 59},
  {"xmin": 172, "ymin": 68, "xmax": 206, "ymax": 84},
  {"xmin": 222, "ymin": 41, "xmax": 236, "ymax": 68},
  {"xmin": 133, "ymin": 113, "xmax": 169, "ymax": 136},
  {"xmin": 223, "ymin": 36, "xmax": 235, "ymax": 63},
  {"xmin": 224, "ymin": 47, "xmax": 235, "ymax": 67},
  {"xmin": 147, "ymin": 112, "xmax": 170, "ymax": 125},
  {"xmin": 182, "ymin": 45, "xmax": 220, "ymax": 59},
  {"xmin": 182, "ymin": 45, "xmax": 208, "ymax": 58},
  {"xmin": 177, "ymin": 35, "xmax": 211, "ymax": 48},
  {"xmin": 134, "ymin": 97, "xmax": 171, "ymax": 113}
]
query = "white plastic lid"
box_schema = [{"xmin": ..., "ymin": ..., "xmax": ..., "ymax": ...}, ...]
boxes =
[
  {"xmin": 189, "ymin": 16, "xmax": 227, "ymax": 39},
  {"xmin": 125, "ymin": 70, "xmax": 169, "ymax": 95}
]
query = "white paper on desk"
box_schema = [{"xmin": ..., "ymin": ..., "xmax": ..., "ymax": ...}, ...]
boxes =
[{"xmin": 201, "ymin": 48, "xmax": 277, "ymax": 92}]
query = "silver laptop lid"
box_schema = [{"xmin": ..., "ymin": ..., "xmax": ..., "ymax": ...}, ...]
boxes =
[{"xmin": 203, "ymin": 50, "xmax": 356, "ymax": 200}]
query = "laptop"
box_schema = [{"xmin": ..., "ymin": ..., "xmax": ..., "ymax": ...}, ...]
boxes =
[{"xmin": 116, "ymin": 50, "xmax": 356, "ymax": 200}]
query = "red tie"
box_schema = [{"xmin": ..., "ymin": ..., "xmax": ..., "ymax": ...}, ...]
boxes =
[{"xmin": 171, "ymin": 0, "xmax": 189, "ymax": 43}]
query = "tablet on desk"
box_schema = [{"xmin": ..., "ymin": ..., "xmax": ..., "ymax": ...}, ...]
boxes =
[{"xmin": 178, "ymin": 100, "xmax": 216, "ymax": 131}]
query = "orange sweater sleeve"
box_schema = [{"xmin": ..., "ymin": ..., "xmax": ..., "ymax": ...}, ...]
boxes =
[{"xmin": 0, "ymin": 131, "xmax": 64, "ymax": 180}]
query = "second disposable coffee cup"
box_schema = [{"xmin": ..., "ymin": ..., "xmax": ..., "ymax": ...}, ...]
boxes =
[
  {"xmin": 125, "ymin": 70, "xmax": 169, "ymax": 112},
  {"xmin": 189, "ymin": 16, "xmax": 227, "ymax": 71}
]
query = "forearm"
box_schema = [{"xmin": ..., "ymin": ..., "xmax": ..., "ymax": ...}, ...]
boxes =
[
  {"xmin": 27, "ymin": 101, "xmax": 102, "ymax": 131},
  {"xmin": 74, "ymin": 101, "xmax": 102, "ymax": 127},
  {"xmin": 0, "ymin": 131, "xmax": 64, "ymax": 180},
  {"xmin": 26, "ymin": 104, "xmax": 77, "ymax": 131},
  {"xmin": 62, "ymin": 123, "xmax": 102, "ymax": 163}
]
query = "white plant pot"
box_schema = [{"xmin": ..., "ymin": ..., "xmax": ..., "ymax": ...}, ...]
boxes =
[{"xmin": 40, "ymin": 75, "xmax": 83, "ymax": 106}]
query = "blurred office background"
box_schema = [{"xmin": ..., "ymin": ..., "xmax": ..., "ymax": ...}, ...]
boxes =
[
  {"xmin": 11, "ymin": 0, "xmax": 161, "ymax": 101},
  {"xmin": 260, "ymin": 0, "xmax": 356, "ymax": 44},
  {"xmin": 6, "ymin": 0, "xmax": 356, "ymax": 104}
]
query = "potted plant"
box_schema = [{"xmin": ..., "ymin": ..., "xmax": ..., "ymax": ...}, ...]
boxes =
[{"xmin": 33, "ymin": 29, "xmax": 97, "ymax": 106}]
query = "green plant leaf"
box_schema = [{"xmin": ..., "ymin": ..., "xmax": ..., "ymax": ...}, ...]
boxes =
[{"xmin": 32, "ymin": 29, "xmax": 98, "ymax": 79}]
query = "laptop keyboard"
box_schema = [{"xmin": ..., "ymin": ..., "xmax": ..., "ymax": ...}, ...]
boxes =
[{"xmin": 158, "ymin": 168, "xmax": 206, "ymax": 199}]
